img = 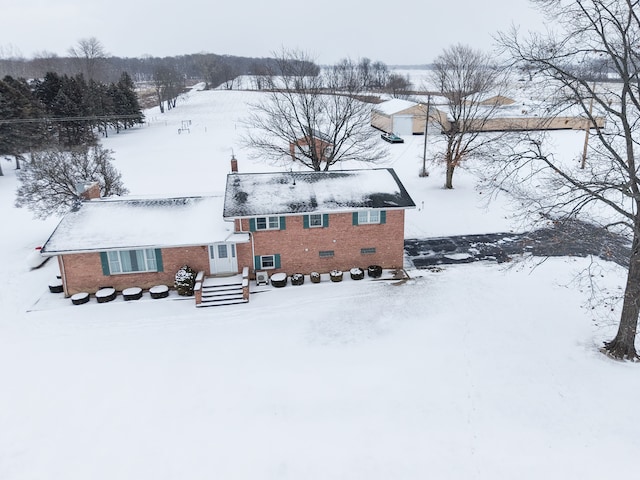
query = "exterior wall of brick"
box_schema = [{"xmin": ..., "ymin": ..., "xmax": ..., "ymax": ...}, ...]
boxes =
[
  {"xmin": 236, "ymin": 241, "xmax": 253, "ymax": 271},
  {"xmin": 57, "ymin": 210, "xmax": 408, "ymax": 294},
  {"xmin": 289, "ymin": 137, "xmax": 332, "ymax": 163},
  {"xmin": 79, "ymin": 182, "xmax": 101, "ymax": 200},
  {"xmin": 235, "ymin": 210, "xmax": 406, "ymax": 276},
  {"xmin": 60, "ymin": 246, "xmax": 210, "ymax": 296}
]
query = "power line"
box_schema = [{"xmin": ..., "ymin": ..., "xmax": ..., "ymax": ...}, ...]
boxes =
[{"xmin": 0, "ymin": 114, "xmax": 143, "ymax": 125}]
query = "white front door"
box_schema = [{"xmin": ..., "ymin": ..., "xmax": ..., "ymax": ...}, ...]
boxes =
[{"xmin": 209, "ymin": 243, "xmax": 237, "ymax": 275}]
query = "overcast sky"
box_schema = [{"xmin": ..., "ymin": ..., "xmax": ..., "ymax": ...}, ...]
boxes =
[{"xmin": 0, "ymin": 0, "xmax": 546, "ymax": 65}]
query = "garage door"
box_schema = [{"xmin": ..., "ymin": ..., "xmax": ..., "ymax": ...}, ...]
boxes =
[{"xmin": 392, "ymin": 115, "xmax": 413, "ymax": 135}]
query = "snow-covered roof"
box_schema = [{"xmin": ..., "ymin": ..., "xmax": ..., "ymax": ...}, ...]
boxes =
[
  {"xmin": 42, "ymin": 195, "xmax": 233, "ymax": 254},
  {"xmin": 223, "ymin": 168, "xmax": 416, "ymax": 218},
  {"xmin": 373, "ymin": 98, "xmax": 420, "ymax": 115}
]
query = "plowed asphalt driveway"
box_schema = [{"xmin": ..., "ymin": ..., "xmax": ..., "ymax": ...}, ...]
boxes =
[{"xmin": 405, "ymin": 220, "xmax": 632, "ymax": 268}]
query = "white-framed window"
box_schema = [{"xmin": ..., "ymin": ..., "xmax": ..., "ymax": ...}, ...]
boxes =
[
  {"xmin": 107, "ymin": 249, "xmax": 158, "ymax": 274},
  {"xmin": 309, "ymin": 214, "xmax": 324, "ymax": 228},
  {"xmin": 260, "ymin": 255, "xmax": 275, "ymax": 269},
  {"xmin": 256, "ymin": 216, "xmax": 281, "ymax": 230},
  {"xmin": 358, "ymin": 210, "xmax": 380, "ymax": 224}
]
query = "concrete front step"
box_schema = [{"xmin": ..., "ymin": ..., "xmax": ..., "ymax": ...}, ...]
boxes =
[
  {"xmin": 197, "ymin": 296, "xmax": 248, "ymax": 307},
  {"xmin": 201, "ymin": 290, "xmax": 244, "ymax": 301},
  {"xmin": 202, "ymin": 275, "xmax": 243, "ymax": 287},
  {"xmin": 202, "ymin": 284, "xmax": 243, "ymax": 293},
  {"xmin": 197, "ymin": 272, "xmax": 249, "ymax": 307}
]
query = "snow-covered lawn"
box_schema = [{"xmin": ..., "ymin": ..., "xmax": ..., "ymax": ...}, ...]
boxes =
[{"xmin": 1, "ymin": 87, "xmax": 639, "ymax": 479}]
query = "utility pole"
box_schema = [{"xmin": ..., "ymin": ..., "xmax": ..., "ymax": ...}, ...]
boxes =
[
  {"xmin": 421, "ymin": 94, "xmax": 431, "ymax": 177},
  {"xmin": 581, "ymin": 82, "xmax": 596, "ymax": 169}
]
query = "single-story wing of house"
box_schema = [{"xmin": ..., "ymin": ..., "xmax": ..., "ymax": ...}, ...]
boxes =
[
  {"xmin": 41, "ymin": 195, "xmax": 245, "ymax": 296},
  {"xmin": 42, "ymin": 167, "xmax": 416, "ymax": 298}
]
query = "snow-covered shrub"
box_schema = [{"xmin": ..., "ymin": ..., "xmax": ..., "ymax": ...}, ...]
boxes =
[
  {"xmin": 310, "ymin": 271, "xmax": 321, "ymax": 283},
  {"xmin": 291, "ymin": 273, "xmax": 304, "ymax": 286},
  {"xmin": 329, "ymin": 270, "xmax": 343, "ymax": 282},
  {"xmin": 175, "ymin": 265, "xmax": 197, "ymax": 296}
]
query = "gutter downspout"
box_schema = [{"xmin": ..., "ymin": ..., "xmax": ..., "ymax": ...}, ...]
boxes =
[
  {"xmin": 58, "ymin": 256, "xmax": 68, "ymax": 296},
  {"xmin": 236, "ymin": 218, "xmax": 255, "ymax": 275}
]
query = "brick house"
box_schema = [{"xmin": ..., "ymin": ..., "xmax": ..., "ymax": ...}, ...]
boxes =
[
  {"xmin": 42, "ymin": 168, "xmax": 415, "ymax": 297},
  {"xmin": 289, "ymin": 128, "xmax": 333, "ymax": 165}
]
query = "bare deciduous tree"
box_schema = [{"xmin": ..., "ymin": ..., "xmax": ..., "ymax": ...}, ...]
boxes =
[
  {"xmin": 494, "ymin": 0, "xmax": 640, "ymax": 359},
  {"xmin": 15, "ymin": 145, "xmax": 127, "ymax": 219},
  {"xmin": 430, "ymin": 44, "xmax": 508, "ymax": 189},
  {"xmin": 68, "ymin": 37, "xmax": 107, "ymax": 81},
  {"xmin": 243, "ymin": 49, "xmax": 387, "ymax": 171},
  {"xmin": 385, "ymin": 73, "xmax": 412, "ymax": 99},
  {"xmin": 370, "ymin": 61, "xmax": 390, "ymax": 90},
  {"xmin": 153, "ymin": 64, "xmax": 183, "ymax": 113}
]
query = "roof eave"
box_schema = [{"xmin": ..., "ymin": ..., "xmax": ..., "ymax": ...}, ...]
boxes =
[{"xmin": 223, "ymin": 204, "xmax": 416, "ymax": 220}]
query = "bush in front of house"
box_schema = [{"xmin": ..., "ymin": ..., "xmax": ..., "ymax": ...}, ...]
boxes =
[
  {"xmin": 310, "ymin": 271, "xmax": 321, "ymax": 283},
  {"xmin": 175, "ymin": 265, "xmax": 197, "ymax": 296},
  {"xmin": 291, "ymin": 273, "xmax": 304, "ymax": 286},
  {"xmin": 329, "ymin": 270, "xmax": 343, "ymax": 282}
]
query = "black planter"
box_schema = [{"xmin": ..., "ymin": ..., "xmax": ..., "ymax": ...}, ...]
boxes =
[
  {"xmin": 271, "ymin": 273, "xmax": 288, "ymax": 288},
  {"xmin": 96, "ymin": 287, "xmax": 116, "ymax": 303},
  {"xmin": 150, "ymin": 285, "xmax": 169, "ymax": 299},
  {"xmin": 367, "ymin": 265, "xmax": 383, "ymax": 278},
  {"xmin": 350, "ymin": 268, "xmax": 364, "ymax": 280},
  {"xmin": 71, "ymin": 292, "xmax": 90, "ymax": 305},
  {"xmin": 123, "ymin": 287, "xmax": 143, "ymax": 301},
  {"xmin": 48, "ymin": 279, "xmax": 64, "ymax": 293}
]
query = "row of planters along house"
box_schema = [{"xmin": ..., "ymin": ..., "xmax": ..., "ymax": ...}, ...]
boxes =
[{"xmin": 41, "ymin": 166, "xmax": 416, "ymax": 306}]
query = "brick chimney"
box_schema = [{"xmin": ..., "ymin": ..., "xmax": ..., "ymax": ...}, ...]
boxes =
[
  {"xmin": 230, "ymin": 155, "xmax": 238, "ymax": 173},
  {"xmin": 77, "ymin": 181, "xmax": 101, "ymax": 200}
]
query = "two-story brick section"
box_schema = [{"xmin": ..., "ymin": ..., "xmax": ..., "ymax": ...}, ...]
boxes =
[
  {"xmin": 41, "ymin": 168, "xmax": 415, "ymax": 297},
  {"xmin": 223, "ymin": 168, "xmax": 416, "ymax": 276}
]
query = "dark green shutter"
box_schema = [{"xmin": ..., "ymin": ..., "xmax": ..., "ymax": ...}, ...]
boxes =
[
  {"xmin": 279, "ymin": 217, "xmax": 286, "ymax": 230},
  {"xmin": 154, "ymin": 249, "xmax": 164, "ymax": 272},
  {"xmin": 249, "ymin": 218, "xmax": 256, "ymax": 232},
  {"xmin": 275, "ymin": 254, "xmax": 281, "ymax": 269},
  {"xmin": 100, "ymin": 252, "xmax": 110, "ymax": 275},
  {"xmin": 380, "ymin": 210, "xmax": 386, "ymax": 224},
  {"xmin": 254, "ymin": 255, "xmax": 261, "ymax": 270},
  {"xmin": 323, "ymin": 214, "xmax": 329, "ymax": 228},
  {"xmin": 352, "ymin": 212, "xmax": 359, "ymax": 226},
  {"xmin": 303, "ymin": 215, "xmax": 309, "ymax": 229}
]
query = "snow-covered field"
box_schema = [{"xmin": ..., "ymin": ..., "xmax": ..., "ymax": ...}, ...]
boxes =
[{"xmin": 1, "ymin": 87, "xmax": 639, "ymax": 479}]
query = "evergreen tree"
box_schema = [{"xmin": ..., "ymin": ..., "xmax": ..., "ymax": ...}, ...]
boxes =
[
  {"xmin": 0, "ymin": 76, "xmax": 46, "ymax": 166},
  {"xmin": 116, "ymin": 72, "xmax": 143, "ymax": 129}
]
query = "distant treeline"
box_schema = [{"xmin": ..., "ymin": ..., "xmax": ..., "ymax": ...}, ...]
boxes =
[
  {"xmin": 0, "ymin": 53, "xmax": 291, "ymax": 87},
  {"xmin": 0, "ymin": 51, "xmax": 420, "ymax": 94}
]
